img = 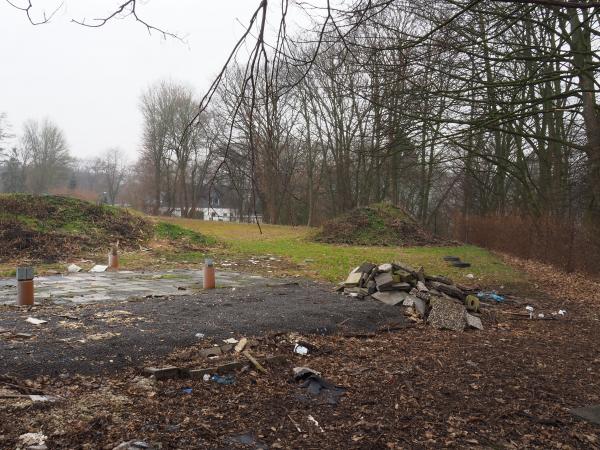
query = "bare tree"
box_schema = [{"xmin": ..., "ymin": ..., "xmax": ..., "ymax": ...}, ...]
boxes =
[
  {"xmin": 20, "ymin": 118, "xmax": 71, "ymax": 194},
  {"xmin": 99, "ymin": 148, "xmax": 127, "ymax": 205}
]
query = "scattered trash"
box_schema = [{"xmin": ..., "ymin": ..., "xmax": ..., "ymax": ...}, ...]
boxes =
[
  {"xmin": 307, "ymin": 415, "xmax": 325, "ymax": 433},
  {"xmin": 526, "ymin": 305, "xmax": 534, "ymax": 319},
  {"xmin": 194, "ymin": 333, "xmax": 205, "ymax": 339},
  {"xmin": 19, "ymin": 432, "xmax": 47, "ymax": 448},
  {"xmin": 558, "ymin": 309, "xmax": 567, "ymax": 316},
  {"xmin": 203, "ymin": 374, "xmax": 211, "ymax": 382},
  {"xmin": 243, "ymin": 350, "xmax": 267, "ymax": 374},
  {"xmin": 234, "ymin": 338, "xmax": 248, "ymax": 353},
  {"xmin": 477, "ymin": 291, "xmax": 505, "ymax": 302},
  {"xmin": 464, "ymin": 295, "xmax": 480, "ymax": 312},
  {"xmin": 465, "ymin": 273, "xmax": 475, "ymax": 279},
  {"xmin": 294, "ymin": 344, "xmax": 309, "ymax": 355},
  {"xmin": 538, "ymin": 313, "xmax": 545, "ymax": 318},
  {"xmin": 29, "ymin": 395, "xmax": 59, "ymax": 403},
  {"xmin": 113, "ymin": 440, "xmax": 152, "ymax": 450},
  {"xmin": 67, "ymin": 264, "xmax": 82, "ymax": 273},
  {"xmin": 223, "ymin": 338, "xmax": 238, "ymax": 344},
  {"xmin": 90, "ymin": 265, "xmax": 108, "ymax": 273},
  {"xmin": 451, "ymin": 261, "xmax": 471, "ymax": 268},
  {"xmin": 228, "ymin": 433, "xmax": 259, "ymax": 447},
  {"xmin": 209, "ymin": 374, "xmax": 235, "ymax": 385},
  {"xmin": 293, "ymin": 367, "xmax": 346, "ymax": 405},
  {"xmin": 293, "ymin": 367, "xmax": 322, "ymax": 378},
  {"xmin": 443, "ymin": 256, "xmax": 461, "ymax": 262},
  {"xmin": 181, "ymin": 387, "xmax": 193, "ymax": 394},
  {"xmin": 25, "ymin": 317, "xmax": 47, "ymax": 325}
]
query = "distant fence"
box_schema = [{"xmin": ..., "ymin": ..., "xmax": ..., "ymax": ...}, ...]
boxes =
[{"xmin": 454, "ymin": 214, "xmax": 600, "ymax": 276}]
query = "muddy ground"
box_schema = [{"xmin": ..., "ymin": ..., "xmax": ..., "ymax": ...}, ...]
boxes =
[
  {"xmin": 0, "ymin": 281, "xmax": 402, "ymax": 378},
  {"xmin": 1, "ymin": 260, "xmax": 600, "ymax": 449}
]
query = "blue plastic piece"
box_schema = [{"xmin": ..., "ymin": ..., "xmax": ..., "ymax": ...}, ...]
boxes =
[
  {"xmin": 477, "ymin": 291, "xmax": 505, "ymax": 302},
  {"xmin": 210, "ymin": 374, "xmax": 235, "ymax": 385}
]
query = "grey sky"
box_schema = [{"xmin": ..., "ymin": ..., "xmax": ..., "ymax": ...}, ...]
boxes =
[{"xmin": 0, "ymin": 0, "xmax": 263, "ymax": 161}]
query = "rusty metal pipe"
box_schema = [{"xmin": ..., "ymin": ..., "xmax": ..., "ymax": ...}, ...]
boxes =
[{"xmin": 203, "ymin": 258, "xmax": 215, "ymax": 289}]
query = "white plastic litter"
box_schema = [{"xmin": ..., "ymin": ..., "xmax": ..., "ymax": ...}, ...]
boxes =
[
  {"xmin": 294, "ymin": 344, "xmax": 309, "ymax": 355},
  {"xmin": 203, "ymin": 374, "xmax": 211, "ymax": 382},
  {"xmin": 307, "ymin": 415, "xmax": 324, "ymax": 433},
  {"xmin": 67, "ymin": 264, "xmax": 82, "ymax": 273},
  {"xmin": 223, "ymin": 338, "xmax": 239, "ymax": 344},
  {"xmin": 525, "ymin": 305, "xmax": 534, "ymax": 319},
  {"xmin": 19, "ymin": 432, "xmax": 47, "ymax": 447},
  {"xmin": 465, "ymin": 273, "xmax": 475, "ymax": 279},
  {"xmin": 195, "ymin": 333, "xmax": 205, "ymax": 339},
  {"xmin": 26, "ymin": 317, "xmax": 47, "ymax": 325},
  {"xmin": 90, "ymin": 265, "xmax": 108, "ymax": 273},
  {"xmin": 538, "ymin": 313, "xmax": 545, "ymax": 318},
  {"xmin": 558, "ymin": 309, "xmax": 567, "ymax": 316}
]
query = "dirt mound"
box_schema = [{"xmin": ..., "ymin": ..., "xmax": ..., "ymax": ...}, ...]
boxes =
[
  {"xmin": 0, "ymin": 194, "xmax": 154, "ymax": 263},
  {"xmin": 313, "ymin": 202, "xmax": 448, "ymax": 246}
]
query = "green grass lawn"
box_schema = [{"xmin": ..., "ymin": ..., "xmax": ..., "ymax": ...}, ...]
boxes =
[{"xmin": 162, "ymin": 217, "xmax": 520, "ymax": 286}]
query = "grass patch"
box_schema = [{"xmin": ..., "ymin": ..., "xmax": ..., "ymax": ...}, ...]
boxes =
[
  {"xmin": 162, "ymin": 217, "xmax": 520, "ymax": 286},
  {"xmin": 154, "ymin": 222, "xmax": 214, "ymax": 246}
]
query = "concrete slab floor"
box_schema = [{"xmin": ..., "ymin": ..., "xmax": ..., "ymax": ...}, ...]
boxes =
[{"xmin": 0, "ymin": 270, "xmax": 265, "ymax": 305}]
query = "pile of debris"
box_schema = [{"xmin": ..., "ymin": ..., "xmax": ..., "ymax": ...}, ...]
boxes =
[{"xmin": 339, "ymin": 262, "xmax": 484, "ymax": 331}]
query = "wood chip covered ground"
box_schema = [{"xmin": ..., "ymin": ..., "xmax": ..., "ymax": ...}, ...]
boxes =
[{"xmin": 1, "ymin": 257, "xmax": 599, "ymax": 449}]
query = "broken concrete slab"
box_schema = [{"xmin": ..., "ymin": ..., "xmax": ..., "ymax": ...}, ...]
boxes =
[
  {"xmin": 571, "ymin": 404, "xmax": 600, "ymax": 425},
  {"xmin": 416, "ymin": 281, "xmax": 428, "ymax": 292},
  {"xmin": 402, "ymin": 295, "xmax": 427, "ymax": 317},
  {"xmin": 344, "ymin": 272, "xmax": 363, "ymax": 287},
  {"xmin": 389, "ymin": 282, "xmax": 412, "ymax": 292},
  {"xmin": 199, "ymin": 347, "xmax": 222, "ymax": 358},
  {"xmin": 375, "ymin": 272, "xmax": 394, "ymax": 290},
  {"xmin": 372, "ymin": 290, "xmax": 408, "ymax": 306},
  {"xmin": 67, "ymin": 264, "xmax": 82, "ymax": 273},
  {"xmin": 353, "ymin": 262, "xmax": 377, "ymax": 274},
  {"xmin": 143, "ymin": 366, "xmax": 180, "ymax": 380},
  {"xmin": 427, "ymin": 297, "xmax": 467, "ymax": 331},
  {"xmin": 466, "ymin": 313, "xmax": 483, "ymax": 330}
]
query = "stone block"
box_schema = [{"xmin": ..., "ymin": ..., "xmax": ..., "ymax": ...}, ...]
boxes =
[
  {"xmin": 372, "ymin": 290, "xmax": 408, "ymax": 306},
  {"xmin": 143, "ymin": 366, "xmax": 180, "ymax": 380},
  {"xmin": 427, "ymin": 297, "xmax": 467, "ymax": 331}
]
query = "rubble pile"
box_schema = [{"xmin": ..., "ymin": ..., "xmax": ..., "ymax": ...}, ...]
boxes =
[{"xmin": 339, "ymin": 261, "xmax": 483, "ymax": 331}]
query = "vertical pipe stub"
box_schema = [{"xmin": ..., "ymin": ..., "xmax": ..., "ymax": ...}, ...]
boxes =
[
  {"xmin": 108, "ymin": 243, "xmax": 119, "ymax": 271},
  {"xmin": 203, "ymin": 258, "xmax": 216, "ymax": 290},
  {"xmin": 16, "ymin": 267, "xmax": 35, "ymax": 306}
]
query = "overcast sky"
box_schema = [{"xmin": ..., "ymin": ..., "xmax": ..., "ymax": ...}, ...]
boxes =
[{"xmin": 0, "ymin": 0, "xmax": 269, "ymax": 161}]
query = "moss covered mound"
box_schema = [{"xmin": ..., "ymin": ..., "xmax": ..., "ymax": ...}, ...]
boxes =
[
  {"xmin": 313, "ymin": 202, "xmax": 448, "ymax": 247},
  {"xmin": 0, "ymin": 194, "xmax": 154, "ymax": 262}
]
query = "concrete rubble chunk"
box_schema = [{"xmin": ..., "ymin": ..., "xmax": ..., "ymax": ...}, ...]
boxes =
[
  {"xmin": 354, "ymin": 262, "xmax": 377, "ymax": 274},
  {"xmin": 427, "ymin": 297, "xmax": 467, "ymax": 331},
  {"xmin": 402, "ymin": 295, "xmax": 427, "ymax": 317},
  {"xmin": 344, "ymin": 272, "xmax": 363, "ymax": 287},
  {"xmin": 143, "ymin": 366, "xmax": 180, "ymax": 380},
  {"xmin": 372, "ymin": 290, "xmax": 408, "ymax": 306},
  {"xmin": 67, "ymin": 264, "xmax": 82, "ymax": 273},
  {"xmin": 570, "ymin": 404, "xmax": 600, "ymax": 425},
  {"xmin": 374, "ymin": 272, "xmax": 394, "ymax": 290},
  {"xmin": 416, "ymin": 281, "xmax": 429, "ymax": 292},
  {"xmin": 389, "ymin": 282, "xmax": 412, "ymax": 291},
  {"xmin": 466, "ymin": 313, "xmax": 484, "ymax": 330},
  {"xmin": 377, "ymin": 263, "xmax": 393, "ymax": 272}
]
